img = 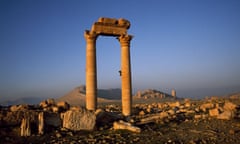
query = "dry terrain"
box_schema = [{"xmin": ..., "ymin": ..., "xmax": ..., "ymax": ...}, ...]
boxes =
[{"xmin": 1, "ymin": 90, "xmax": 240, "ymax": 144}]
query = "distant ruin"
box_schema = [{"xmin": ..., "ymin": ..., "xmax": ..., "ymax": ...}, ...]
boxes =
[{"xmin": 84, "ymin": 17, "xmax": 133, "ymax": 116}]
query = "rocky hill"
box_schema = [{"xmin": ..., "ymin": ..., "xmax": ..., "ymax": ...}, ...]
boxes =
[
  {"xmin": 133, "ymin": 89, "xmax": 175, "ymax": 99},
  {"xmin": 56, "ymin": 85, "xmax": 119, "ymax": 106}
]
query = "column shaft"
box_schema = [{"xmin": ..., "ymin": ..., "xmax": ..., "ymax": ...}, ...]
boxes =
[
  {"xmin": 119, "ymin": 35, "xmax": 133, "ymax": 116},
  {"xmin": 85, "ymin": 31, "xmax": 97, "ymax": 111}
]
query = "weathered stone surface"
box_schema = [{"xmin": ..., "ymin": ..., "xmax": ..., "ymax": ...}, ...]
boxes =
[
  {"xmin": 168, "ymin": 101, "xmax": 181, "ymax": 108},
  {"xmin": 38, "ymin": 112, "xmax": 44, "ymax": 135},
  {"xmin": 20, "ymin": 118, "xmax": 31, "ymax": 136},
  {"xmin": 51, "ymin": 106, "xmax": 59, "ymax": 113},
  {"xmin": 4, "ymin": 111, "xmax": 38, "ymax": 126},
  {"xmin": 44, "ymin": 112, "xmax": 61, "ymax": 127},
  {"xmin": 47, "ymin": 99, "xmax": 56, "ymax": 106},
  {"xmin": 113, "ymin": 120, "xmax": 141, "ymax": 133},
  {"xmin": 10, "ymin": 104, "xmax": 29, "ymax": 112},
  {"xmin": 39, "ymin": 100, "xmax": 48, "ymax": 108},
  {"xmin": 56, "ymin": 101, "xmax": 70, "ymax": 111},
  {"xmin": 39, "ymin": 99, "xmax": 55, "ymax": 109},
  {"xmin": 223, "ymin": 102, "xmax": 237, "ymax": 111},
  {"xmin": 217, "ymin": 111, "xmax": 234, "ymax": 120},
  {"xmin": 139, "ymin": 110, "xmax": 145, "ymax": 116},
  {"xmin": 200, "ymin": 103, "xmax": 214, "ymax": 112},
  {"xmin": 62, "ymin": 108, "xmax": 96, "ymax": 131},
  {"xmin": 40, "ymin": 99, "xmax": 70, "ymax": 113},
  {"xmin": 139, "ymin": 112, "xmax": 169, "ymax": 124},
  {"xmin": 91, "ymin": 17, "xmax": 130, "ymax": 36},
  {"xmin": 209, "ymin": 108, "xmax": 219, "ymax": 117}
]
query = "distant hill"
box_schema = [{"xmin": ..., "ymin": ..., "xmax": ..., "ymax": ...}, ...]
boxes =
[
  {"xmin": 226, "ymin": 92, "xmax": 240, "ymax": 99},
  {"xmin": 56, "ymin": 85, "xmax": 119, "ymax": 106},
  {"xmin": 133, "ymin": 89, "xmax": 175, "ymax": 99}
]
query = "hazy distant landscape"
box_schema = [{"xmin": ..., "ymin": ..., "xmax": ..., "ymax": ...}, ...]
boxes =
[{"xmin": 1, "ymin": 84, "xmax": 240, "ymax": 106}]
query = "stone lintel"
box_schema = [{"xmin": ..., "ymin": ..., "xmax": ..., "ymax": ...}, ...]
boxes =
[{"xmin": 91, "ymin": 24, "xmax": 128, "ymax": 36}]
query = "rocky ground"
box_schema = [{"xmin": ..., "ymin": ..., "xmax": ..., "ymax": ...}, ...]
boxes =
[{"xmin": 1, "ymin": 94, "xmax": 240, "ymax": 144}]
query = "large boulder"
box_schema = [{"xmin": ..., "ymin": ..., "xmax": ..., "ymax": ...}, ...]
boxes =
[
  {"xmin": 217, "ymin": 110, "xmax": 235, "ymax": 120},
  {"xmin": 223, "ymin": 102, "xmax": 237, "ymax": 111},
  {"xmin": 62, "ymin": 108, "xmax": 96, "ymax": 131}
]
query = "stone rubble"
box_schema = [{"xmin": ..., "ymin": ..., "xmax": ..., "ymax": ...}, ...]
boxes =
[
  {"xmin": 20, "ymin": 117, "xmax": 31, "ymax": 136},
  {"xmin": 0, "ymin": 96, "xmax": 240, "ymax": 143}
]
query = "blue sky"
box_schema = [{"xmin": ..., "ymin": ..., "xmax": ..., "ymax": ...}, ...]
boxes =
[{"xmin": 0, "ymin": 0, "xmax": 240, "ymax": 101}]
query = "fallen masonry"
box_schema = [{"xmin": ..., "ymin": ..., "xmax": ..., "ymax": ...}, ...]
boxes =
[{"xmin": 0, "ymin": 97, "xmax": 240, "ymax": 143}]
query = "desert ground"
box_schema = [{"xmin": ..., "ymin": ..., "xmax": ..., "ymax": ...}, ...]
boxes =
[{"xmin": 0, "ymin": 89, "xmax": 240, "ymax": 144}]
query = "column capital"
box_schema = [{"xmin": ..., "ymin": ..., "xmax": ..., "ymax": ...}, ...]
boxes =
[
  {"xmin": 118, "ymin": 35, "xmax": 133, "ymax": 47},
  {"xmin": 84, "ymin": 30, "xmax": 98, "ymax": 41}
]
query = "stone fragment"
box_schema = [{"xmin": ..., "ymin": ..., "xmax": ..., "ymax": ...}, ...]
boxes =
[
  {"xmin": 184, "ymin": 101, "xmax": 191, "ymax": 108},
  {"xmin": 39, "ymin": 99, "xmax": 56, "ymax": 109},
  {"xmin": 56, "ymin": 132, "xmax": 62, "ymax": 138},
  {"xmin": 46, "ymin": 98, "xmax": 55, "ymax": 106},
  {"xmin": 167, "ymin": 109, "xmax": 176, "ymax": 115},
  {"xmin": 113, "ymin": 120, "xmax": 141, "ymax": 133},
  {"xmin": 139, "ymin": 112, "xmax": 169, "ymax": 124},
  {"xmin": 39, "ymin": 100, "xmax": 48, "ymax": 108},
  {"xmin": 62, "ymin": 108, "xmax": 96, "ymax": 131},
  {"xmin": 20, "ymin": 118, "xmax": 31, "ymax": 136},
  {"xmin": 57, "ymin": 101, "xmax": 70, "ymax": 111},
  {"xmin": 194, "ymin": 115, "xmax": 202, "ymax": 119},
  {"xmin": 194, "ymin": 114, "xmax": 207, "ymax": 119},
  {"xmin": 10, "ymin": 105, "xmax": 29, "ymax": 112},
  {"xmin": 209, "ymin": 108, "xmax": 219, "ymax": 117},
  {"xmin": 139, "ymin": 110, "xmax": 145, "ymax": 116},
  {"xmin": 200, "ymin": 103, "xmax": 214, "ymax": 112},
  {"xmin": 51, "ymin": 106, "xmax": 59, "ymax": 113},
  {"xmin": 217, "ymin": 110, "xmax": 234, "ymax": 120},
  {"xmin": 38, "ymin": 112, "xmax": 44, "ymax": 135},
  {"xmin": 223, "ymin": 102, "xmax": 237, "ymax": 111},
  {"xmin": 168, "ymin": 101, "xmax": 180, "ymax": 108}
]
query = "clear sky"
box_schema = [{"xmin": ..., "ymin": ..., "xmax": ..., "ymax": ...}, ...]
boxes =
[{"xmin": 1, "ymin": 0, "xmax": 240, "ymax": 101}]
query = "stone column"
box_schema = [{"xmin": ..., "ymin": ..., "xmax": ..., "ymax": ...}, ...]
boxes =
[
  {"xmin": 85, "ymin": 30, "xmax": 98, "ymax": 111},
  {"xmin": 171, "ymin": 89, "xmax": 176, "ymax": 98},
  {"xmin": 38, "ymin": 112, "xmax": 44, "ymax": 135},
  {"xmin": 119, "ymin": 35, "xmax": 133, "ymax": 116}
]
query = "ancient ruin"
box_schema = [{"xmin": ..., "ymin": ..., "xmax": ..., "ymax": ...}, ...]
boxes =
[{"xmin": 85, "ymin": 17, "xmax": 133, "ymax": 116}]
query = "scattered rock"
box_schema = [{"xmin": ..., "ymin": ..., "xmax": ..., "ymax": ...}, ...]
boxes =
[
  {"xmin": 200, "ymin": 103, "xmax": 214, "ymax": 112},
  {"xmin": 209, "ymin": 108, "xmax": 219, "ymax": 117},
  {"xmin": 56, "ymin": 101, "xmax": 70, "ymax": 111},
  {"xmin": 168, "ymin": 101, "xmax": 181, "ymax": 108},
  {"xmin": 113, "ymin": 120, "xmax": 141, "ymax": 133},
  {"xmin": 217, "ymin": 110, "xmax": 234, "ymax": 120},
  {"xmin": 223, "ymin": 102, "xmax": 237, "ymax": 111},
  {"xmin": 10, "ymin": 104, "xmax": 29, "ymax": 112}
]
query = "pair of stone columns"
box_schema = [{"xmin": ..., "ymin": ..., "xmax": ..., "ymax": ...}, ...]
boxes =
[{"xmin": 85, "ymin": 31, "xmax": 132, "ymax": 116}]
